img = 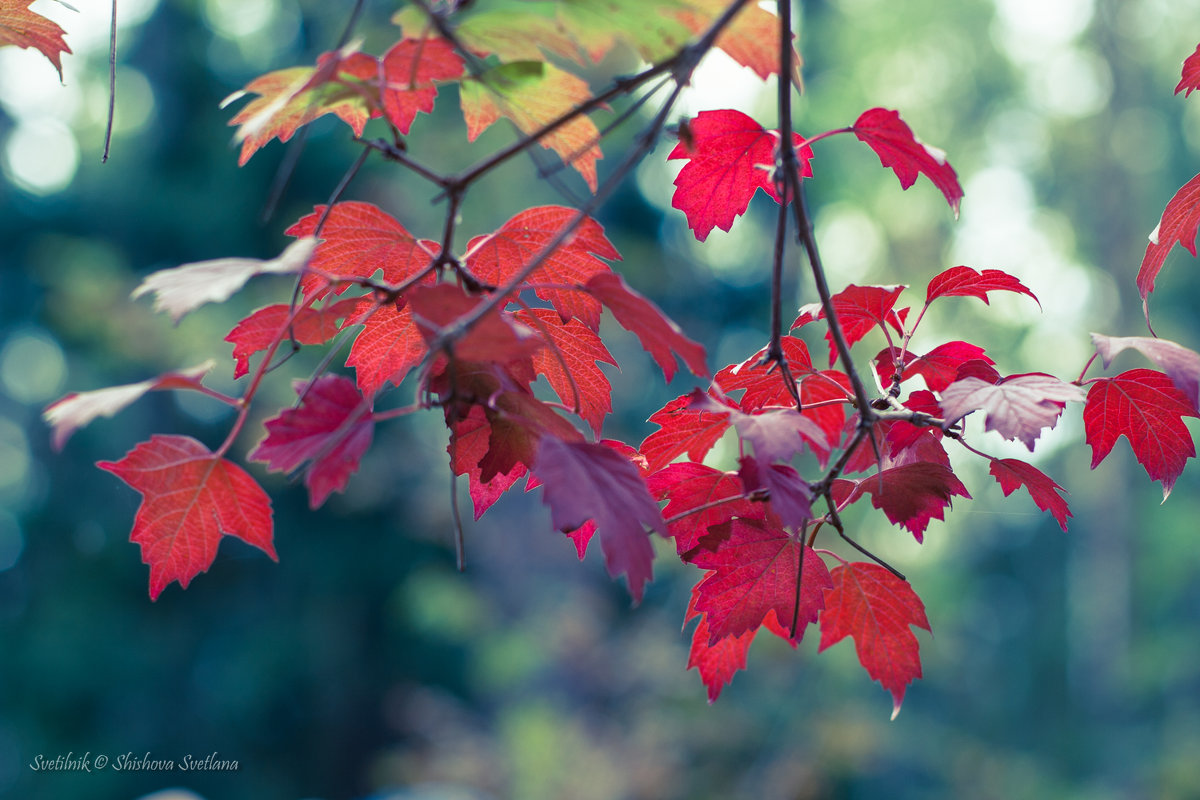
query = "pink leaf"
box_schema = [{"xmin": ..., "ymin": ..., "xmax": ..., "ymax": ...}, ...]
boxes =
[{"xmin": 940, "ymin": 373, "xmax": 1086, "ymax": 450}]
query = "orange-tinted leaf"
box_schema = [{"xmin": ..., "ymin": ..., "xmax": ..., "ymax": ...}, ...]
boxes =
[
  {"xmin": 99, "ymin": 435, "xmax": 276, "ymax": 600},
  {"xmin": 250, "ymin": 375, "xmax": 374, "ymax": 509},
  {"xmin": 44, "ymin": 362, "xmax": 215, "ymax": 451},
  {"xmin": 286, "ymin": 202, "xmax": 438, "ymax": 299},
  {"xmin": 714, "ymin": 337, "xmax": 814, "ymax": 410},
  {"xmin": 586, "ymin": 272, "xmax": 708, "ymax": 381},
  {"xmin": 460, "ymin": 61, "xmax": 602, "ymax": 191},
  {"xmin": 226, "ymin": 298, "xmax": 359, "ymax": 379},
  {"xmin": 1083, "ymin": 368, "xmax": 1198, "ymax": 499},
  {"xmin": 639, "ymin": 394, "xmax": 729, "ymax": 473},
  {"xmin": 345, "ymin": 302, "xmax": 427, "ymax": 395},
  {"xmin": 409, "ymin": 283, "xmax": 543, "ymax": 365},
  {"xmin": 555, "ymin": 0, "xmax": 693, "ymax": 63},
  {"xmin": 794, "ymin": 284, "xmax": 908, "ymax": 367},
  {"xmin": 819, "ymin": 562, "xmax": 930, "ymax": 719},
  {"xmin": 225, "ymin": 48, "xmax": 378, "ymax": 165},
  {"xmin": 0, "ymin": 0, "xmax": 71, "ymax": 78},
  {"xmin": 677, "ymin": 0, "xmax": 802, "ymax": 85},
  {"xmin": 515, "ymin": 308, "xmax": 617, "ymax": 435},
  {"xmin": 464, "ymin": 206, "xmax": 620, "ymax": 330},
  {"xmin": 853, "ymin": 107, "xmax": 962, "ymax": 216}
]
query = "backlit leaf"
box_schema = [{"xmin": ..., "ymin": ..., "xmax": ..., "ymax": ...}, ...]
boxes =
[
  {"xmin": 1091, "ymin": 333, "xmax": 1200, "ymax": 412},
  {"xmin": 853, "ymin": 107, "xmax": 963, "ymax": 216},
  {"xmin": 925, "ymin": 265, "xmax": 1039, "ymax": 308},
  {"xmin": 0, "ymin": 0, "xmax": 71, "ymax": 78},
  {"xmin": 1137, "ymin": 172, "xmax": 1200, "ymax": 320},
  {"xmin": 988, "ymin": 458, "xmax": 1071, "ymax": 532}
]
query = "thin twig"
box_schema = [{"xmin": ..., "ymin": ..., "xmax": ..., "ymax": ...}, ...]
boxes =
[{"xmin": 102, "ymin": 0, "xmax": 117, "ymax": 162}]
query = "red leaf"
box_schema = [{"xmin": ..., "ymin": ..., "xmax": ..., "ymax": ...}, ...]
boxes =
[
  {"xmin": 286, "ymin": 202, "xmax": 438, "ymax": 299},
  {"xmin": 645, "ymin": 462, "xmax": 755, "ymax": 554},
  {"xmin": 714, "ymin": 337, "xmax": 814, "ymax": 410},
  {"xmin": 690, "ymin": 518, "xmax": 831, "ymax": 644},
  {"xmin": 1091, "ymin": 333, "xmax": 1200, "ymax": 412},
  {"xmin": 534, "ymin": 437, "xmax": 667, "ymax": 603},
  {"xmin": 794, "ymin": 284, "xmax": 908, "ymax": 366},
  {"xmin": 448, "ymin": 406, "xmax": 528, "ymax": 520},
  {"xmin": 1083, "ymin": 368, "xmax": 1198, "ymax": 499},
  {"xmin": 465, "ymin": 206, "xmax": 620, "ymax": 330},
  {"xmin": 133, "ymin": 238, "xmax": 318, "ymax": 324},
  {"xmin": 819, "ymin": 562, "xmax": 931, "ymax": 719},
  {"xmin": 874, "ymin": 341, "xmax": 995, "ymax": 393},
  {"xmin": 586, "ymin": 272, "xmax": 708, "ymax": 381},
  {"xmin": 44, "ymin": 362, "xmax": 215, "ymax": 452},
  {"xmin": 225, "ymin": 48, "xmax": 378, "ymax": 165},
  {"xmin": 639, "ymin": 395, "xmax": 730, "ymax": 473},
  {"xmin": 676, "ymin": 0, "xmax": 803, "ymax": 85},
  {"xmin": 988, "ymin": 458, "xmax": 1071, "ymax": 532},
  {"xmin": 345, "ymin": 302, "xmax": 428, "ymax": 395},
  {"xmin": 853, "ymin": 107, "xmax": 962, "ymax": 215},
  {"xmin": 515, "ymin": 308, "xmax": 617, "ymax": 436},
  {"xmin": 0, "ymin": 0, "xmax": 71, "ymax": 78},
  {"xmin": 924, "ymin": 265, "xmax": 1039, "ymax": 308},
  {"xmin": 687, "ymin": 610, "xmax": 756, "ymax": 703},
  {"xmin": 668, "ymin": 109, "xmax": 812, "ymax": 241},
  {"xmin": 380, "ymin": 37, "xmax": 464, "ymax": 133},
  {"xmin": 409, "ymin": 283, "xmax": 543, "ymax": 365},
  {"xmin": 940, "ymin": 373, "xmax": 1086, "ymax": 450},
  {"xmin": 838, "ymin": 462, "xmax": 970, "ymax": 542},
  {"xmin": 226, "ymin": 298, "xmax": 359, "ymax": 379},
  {"xmin": 98, "ymin": 435, "xmax": 277, "ymax": 600},
  {"xmin": 1137, "ymin": 172, "xmax": 1200, "ymax": 317},
  {"xmin": 798, "ymin": 370, "xmax": 855, "ymax": 454},
  {"xmin": 1176, "ymin": 42, "xmax": 1200, "ymax": 96},
  {"xmin": 250, "ymin": 375, "xmax": 374, "ymax": 509}
]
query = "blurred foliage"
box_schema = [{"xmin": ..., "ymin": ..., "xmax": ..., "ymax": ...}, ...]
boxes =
[{"xmin": 2, "ymin": 0, "xmax": 1200, "ymax": 799}]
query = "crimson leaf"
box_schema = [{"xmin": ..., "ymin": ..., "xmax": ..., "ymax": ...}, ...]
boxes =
[
  {"xmin": 988, "ymin": 458, "xmax": 1071, "ymax": 532},
  {"xmin": 852, "ymin": 107, "xmax": 963, "ymax": 216}
]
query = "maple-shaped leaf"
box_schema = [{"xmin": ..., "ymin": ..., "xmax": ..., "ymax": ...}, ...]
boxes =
[
  {"xmin": 460, "ymin": 61, "xmax": 602, "ymax": 191},
  {"xmin": 409, "ymin": 283, "xmax": 543, "ymax": 365},
  {"xmin": 226, "ymin": 298, "xmax": 359, "ymax": 379},
  {"xmin": 1137, "ymin": 172, "xmax": 1200, "ymax": 317},
  {"xmin": 940, "ymin": 373, "xmax": 1086, "ymax": 450},
  {"xmin": 250, "ymin": 375, "xmax": 374, "ymax": 509},
  {"xmin": 224, "ymin": 47, "xmax": 378, "ymax": 165},
  {"xmin": 586, "ymin": 272, "xmax": 708, "ymax": 381},
  {"xmin": 1091, "ymin": 333, "xmax": 1200, "ymax": 412},
  {"xmin": 394, "ymin": 4, "xmax": 585, "ymax": 64},
  {"xmin": 132, "ymin": 238, "xmax": 318, "ymax": 324},
  {"xmin": 645, "ymin": 462, "xmax": 756, "ymax": 554},
  {"xmin": 1176, "ymin": 41, "xmax": 1200, "ymax": 96},
  {"xmin": 677, "ymin": 0, "xmax": 803, "ymax": 85},
  {"xmin": 714, "ymin": 337, "xmax": 814, "ymax": 410},
  {"xmin": 690, "ymin": 518, "xmax": 831, "ymax": 644},
  {"xmin": 287, "ymin": 202, "xmax": 438, "ymax": 300},
  {"xmin": 853, "ymin": 108, "xmax": 963, "ymax": 216},
  {"xmin": 924, "ymin": 265, "xmax": 1039, "ymax": 308},
  {"xmin": 874, "ymin": 342, "xmax": 995, "ymax": 393},
  {"xmin": 794, "ymin": 284, "xmax": 908, "ymax": 367},
  {"xmin": 639, "ymin": 394, "xmax": 729, "ymax": 473},
  {"xmin": 44, "ymin": 362, "xmax": 215, "ymax": 451},
  {"xmin": 0, "ymin": 0, "xmax": 71, "ymax": 78},
  {"xmin": 687, "ymin": 608, "xmax": 756, "ymax": 703},
  {"xmin": 379, "ymin": 37, "xmax": 464, "ymax": 134},
  {"xmin": 555, "ymin": 0, "xmax": 694, "ymax": 63},
  {"xmin": 819, "ymin": 562, "xmax": 931, "ymax": 719},
  {"xmin": 837, "ymin": 462, "xmax": 970, "ymax": 541},
  {"xmin": 515, "ymin": 308, "xmax": 617, "ymax": 435},
  {"xmin": 534, "ymin": 437, "xmax": 667, "ymax": 603},
  {"xmin": 988, "ymin": 458, "xmax": 1071, "ymax": 532},
  {"xmin": 1083, "ymin": 368, "xmax": 1198, "ymax": 498},
  {"xmin": 345, "ymin": 301, "xmax": 428, "ymax": 396},
  {"xmin": 736, "ymin": 457, "xmax": 813, "ymax": 532},
  {"xmin": 689, "ymin": 390, "xmax": 827, "ymax": 463},
  {"xmin": 464, "ymin": 206, "xmax": 620, "ymax": 330},
  {"xmin": 98, "ymin": 435, "xmax": 277, "ymax": 600},
  {"xmin": 448, "ymin": 406, "xmax": 529, "ymax": 520},
  {"xmin": 668, "ymin": 109, "xmax": 813, "ymax": 241}
]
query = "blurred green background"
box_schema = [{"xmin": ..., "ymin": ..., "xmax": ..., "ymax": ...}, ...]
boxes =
[{"xmin": 3, "ymin": 0, "xmax": 1200, "ymax": 798}]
